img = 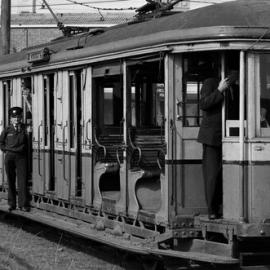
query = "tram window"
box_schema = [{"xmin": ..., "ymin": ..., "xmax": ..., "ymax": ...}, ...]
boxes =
[
  {"xmin": 184, "ymin": 82, "xmax": 202, "ymax": 127},
  {"xmin": 224, "ymin": 52, "xmax": 243, "ymax": 137},
  {"xmin": 94, "ymin": 75, "xmax": 123, "ymax": 129},
  {"xmin": 256, "ymin": 54, "xmax": 270, "ymax": 136},
  {"xmin": 129, "ymin": 59, "xmax": 164, "ymax": 128},
  {"xmin": 183, "ymin": 52, "xmax": 219, "ymax": 127},
  {"xmin": 104, "ymin": 87, "xmax": 114, "ymax": 125}
]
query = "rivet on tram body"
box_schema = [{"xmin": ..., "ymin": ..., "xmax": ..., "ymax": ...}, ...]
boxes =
[
  {"xmin": 260, "ymin": 230, "xmax": 265, "ymax": 235},
  {"xmin": 181, "ymin": 222, "xmax": 186, "ymax": 227}
]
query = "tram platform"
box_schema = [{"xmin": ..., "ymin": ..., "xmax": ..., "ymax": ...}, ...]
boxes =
[{"xmin": 0, "ymin": 199, "xmax": 239, "ymax": 267}]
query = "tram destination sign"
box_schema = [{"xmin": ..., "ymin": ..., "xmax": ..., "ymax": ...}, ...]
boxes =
[{"xmin": 27, "ymin": 48, "xmax": 50, "ymax": 64}]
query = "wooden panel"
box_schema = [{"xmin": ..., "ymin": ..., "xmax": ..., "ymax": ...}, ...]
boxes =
[
  {"xmin": 55, "ymin": 71, "xmax": 70, "ymax": 200},
  {"xmin": 249, "ymin": 164, "xmax": 270, "ymax": 222},
  {"xmin": 32, "ymin": 74, "xmax": 45, "ymax": 195},
  {"xmin": 176, "ymin": 164, "xmax": 207, "ymax": 215},
  {"xmin": 223, "ymin": 164, "xmax": 241, "ymax": 220},
  {"xmin": 82, "ymin": 67, "xmax": 93, "ymax": 205}
]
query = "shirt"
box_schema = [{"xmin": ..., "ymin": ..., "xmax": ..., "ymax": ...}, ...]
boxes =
[{"xmin": 0, "ymin": 124, "xmax": 28, "ymax": 154}]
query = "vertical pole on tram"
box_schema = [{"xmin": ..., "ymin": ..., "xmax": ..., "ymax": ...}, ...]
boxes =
[
  {"xmin": 239, "ymin": 51, "xmax": 246, "ymax": 223},
  {"xmin": 1, "ymin": 0, "xmax": 11, "ymax": 55}
]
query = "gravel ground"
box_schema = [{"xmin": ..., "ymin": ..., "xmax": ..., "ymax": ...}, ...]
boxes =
[{"xmin": 0, "ymin": 213, "xmax": 145, "ymax": 270}]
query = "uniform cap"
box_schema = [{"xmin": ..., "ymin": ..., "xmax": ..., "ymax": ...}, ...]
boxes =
[{"xmin": 9, "ymin": 107, "xmax": 23, "ymax": 117}]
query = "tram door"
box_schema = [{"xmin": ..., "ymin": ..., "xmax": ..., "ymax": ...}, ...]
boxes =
[
  {"xmin": 68, "ymin": 71, "xmax": 83, "ymax": 201},
  {"xmin": 81, "ymin": 67, "xmax": 92, "ymax": 205},
  {"xmin": 22, "ymin": 77, "xmax": 32, "ymax": 186},
  {"xmin": 43, "ymin": 75, "xmax": 55, "ymax": 193},
  {"xmin": 32, "ymin": 74, "xmax": 45, "ymax": 195},
  {"xmin": 172, "ymin": 52, "xmax": 218, "ymax": 218},
  {"xmin": 55, "ymin": 71, "xmax": 69, "ymax": 200}
]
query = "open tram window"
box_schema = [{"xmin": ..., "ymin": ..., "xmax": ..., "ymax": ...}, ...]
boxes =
[
  {"xmin": 254, "ymin": 53, "xmax": 270, "ymax": 137},
  {"xmin": 224, "ymin": 51, "xmax": 244, "ymax": 137},
  {"xmin": 183, "ymin": 52, "xmax": 219, "ymax": 127},
  {"xmin": 93, "ymin": 62, "xmax": 123, "ymax": 134},
  {"xmin": 128, "ymin": 58, "xmax": 164, "ymax": 129}
]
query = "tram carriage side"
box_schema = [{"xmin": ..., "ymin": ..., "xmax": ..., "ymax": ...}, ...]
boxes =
[{"xmin": 1, "ymin": 0, "xmax": 270, "ymax": 267}]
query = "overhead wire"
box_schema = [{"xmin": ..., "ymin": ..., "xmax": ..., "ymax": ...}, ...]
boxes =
[
  {"xmin": 11, "ymin": 0, "xmax": 221, "ymax": 9},
  {"xmin": 12, "ymin": 0, "xmax": 132, "ymax": 8},
  {"xmin": 64, "ymin": 0, "xmax": 138, "ymax": 11}
]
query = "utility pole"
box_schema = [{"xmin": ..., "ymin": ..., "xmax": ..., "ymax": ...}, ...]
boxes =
[{"xmin": 1, "ymin": 0, "xmax": 11, "ymax": 55}]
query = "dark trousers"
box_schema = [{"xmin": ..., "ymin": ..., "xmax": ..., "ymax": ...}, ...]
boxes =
[
  {"xmin": 202, "ymin": 144, "xmax": 222, "ymax": 215},
  {"xmin": 5, "ymin": 152, "xmax": 28, "ymax": 208}
]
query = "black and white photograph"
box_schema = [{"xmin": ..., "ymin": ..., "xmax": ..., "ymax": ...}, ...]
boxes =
[{"xmin": 0, "ymin": 0, "xmax": 268, "ymax": 269}]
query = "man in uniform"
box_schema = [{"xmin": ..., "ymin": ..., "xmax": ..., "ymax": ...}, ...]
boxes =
[
  {"xmin": 198, "ymin": 76, "xmax": 230, "ymax": 219},
  {"xmin": 0, "ymin": 107, "xmax": 29, "ymax": 211}
]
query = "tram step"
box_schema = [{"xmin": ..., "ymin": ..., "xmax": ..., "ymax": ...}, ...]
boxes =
[
  {"xmin": 150, "ymin": 248, "xmax": 239, "ymax": 265},
  {"xmin": 188, "ymin": 239, "xmax": 233, "ymax": 257}
]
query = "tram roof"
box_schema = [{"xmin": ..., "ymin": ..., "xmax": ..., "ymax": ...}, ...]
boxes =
[{"xmin": 1, "ymin": 0, "xmax": 270, "ymax": 75}]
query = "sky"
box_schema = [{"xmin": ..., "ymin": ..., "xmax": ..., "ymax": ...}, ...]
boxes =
[
  {"xmin": 10, "ymin": 0, "xmax": 235, "ymax": 14},
  {"xmin": 12, "ymin": 0, "xmax": 147, "ymax": 13}
]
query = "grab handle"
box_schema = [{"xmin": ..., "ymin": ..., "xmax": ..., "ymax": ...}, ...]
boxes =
[
  {"xmin": 37, "ymin": 121, "xmax": 43, "ymax": 176},
  {"xmin": 62, "ymin": 121, "xmax": 68, "ymax": 181}
]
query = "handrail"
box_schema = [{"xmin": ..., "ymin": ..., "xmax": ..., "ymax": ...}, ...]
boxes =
[
  {"xmin": 157, "ymin": 148, "xmax": 166, "ymax": 171},
  {"xmin": 85, "ymin": 118, "xmax": 92, "ymax": 146},
  {"xmin": 62, "ymin": 121, "xmax": 68, "ymax": 181},
  {"xmin": 37, "ymin": 121, "xmax": 43, "ymax": 177},
  {"xmin": 93, "ymin": 127, "xmax": 106, "ymax": 161},
  {"xmin": 116, "ymin": 145, "xmax": 125, "ymax": 166},
  {"xmin": 128, "ymin": 128, "xmax": 142, "ymax": 166}
]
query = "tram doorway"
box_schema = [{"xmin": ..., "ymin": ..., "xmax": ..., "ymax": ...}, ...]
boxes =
[
  {"xmin": 43, "ymin": 74, "xmax": 55, "ymax": 193},
  {"xmin": 22, "ymin": 77, "xmax": 33, "ymax": 184},
  {"xmin": 69, "ymin": 70, "xmax": 83, "ymax": 199}
]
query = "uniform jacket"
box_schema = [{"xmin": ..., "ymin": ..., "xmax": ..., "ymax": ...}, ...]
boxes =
[
  {"xmin": 0, "ymin": 124, "xmax": 28, "ymax": 154},
  {"xmin": 197, "ymin": 77, "xmax": 224, "ymax": 146}
]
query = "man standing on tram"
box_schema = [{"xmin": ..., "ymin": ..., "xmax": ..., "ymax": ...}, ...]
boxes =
[{"xmin": 198, "ymin": 68, "xmax": 239, "ymax": 219}]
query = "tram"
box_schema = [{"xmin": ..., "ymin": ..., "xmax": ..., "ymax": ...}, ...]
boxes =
[{"xmin": 0, "ymin": 0, "xmax": 270, "ymax": 268}]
